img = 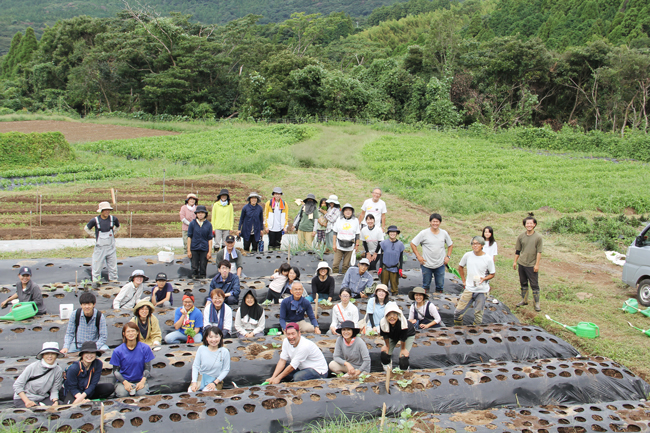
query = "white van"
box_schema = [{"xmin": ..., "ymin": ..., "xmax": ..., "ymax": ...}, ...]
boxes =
[{"xmin": 622, "ymin": 222, "xmax": 650, "ymax": 306}]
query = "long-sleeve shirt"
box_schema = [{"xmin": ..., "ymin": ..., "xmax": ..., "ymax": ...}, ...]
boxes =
[
  {"xmin": 211, "ymin": 202, "xmax": 234, "ymax": 231},
  {"xmin": 311, "ymin": 275, "xmax": 336, "ymax": 300},
  {"xmin": 179, "ymin": 205, "xmax": 197, "ymax": 231},
  {"xmin": 279, "ymin": 296, "xmax": 318, "ymax": 329},
  {"xmin": 234, "ymin": 309, "xmax": 266, "ymax": 336},
  {"xmin": 408, "ymin": 302, "xmax": 443, "ymax": 326},
  {"xmin": 64, "ymin": 359, "xmax": 103, "ymax": 398},
  {"xmin": 330, "ymin": 302, "xmax": 359, "ymax": 331},
  {"xmin": 188, "ymin": 219, "xmax": 214, "ymax": 252},
  {"xmin": 63, "ymin": 308, "xmax": 107, "ymax": 351},
  {"xmin": 333, "ymin": 336, "xmax": 371, "ymax": 372},
  {"xmin": 209, "ymin": 273, "xmax": 241, "ymax": 302},
  {"xmin": 13, "ymin": 361, "xmax": 63, "ymax": 402},
  {"xmin": 341, "ymin": 268, "xmax": 374, "ymax": 297},
  {"xmin": 129, "ymin": 315, "xmax": 162, "ymax": 347},
  {"xmin": 238, "ymin": 203, "xmax": 264, "ymax": 242},
  {"xmin": 203, "ymin": 302, "xmax": 232, "ymax": 334},
  {"xmin": 192, "ymin": 346, "xmax": 230, "ymax": 383},
  {"xmin": 113, "ymin": 282, "xmax": 144, "ymax": 310}
]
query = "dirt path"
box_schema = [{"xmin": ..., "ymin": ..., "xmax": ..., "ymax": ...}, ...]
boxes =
[{"xmin": 0, "ymin": 120, "xmax": 178, "ymax": 143}]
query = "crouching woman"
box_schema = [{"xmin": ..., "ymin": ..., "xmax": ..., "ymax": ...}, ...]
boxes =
[
  {"xmin": 61, "ymin": 341, "xmax": 114, "ymax": 404},
  {"xmin": 110, "ymin": 322, "xmax": 155, "ymax": 397},
  {"xmin": 13, "ymin": 342, "xmax": 63, "ymax": 408},
  {"xmin": 379, "ymin": 302, "xmax": 416, "ymax": 372}
]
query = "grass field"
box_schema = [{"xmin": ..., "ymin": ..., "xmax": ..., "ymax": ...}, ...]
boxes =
[{"xmin": 1, "ymin": 117, "xmax": 649, "ymax": 427}]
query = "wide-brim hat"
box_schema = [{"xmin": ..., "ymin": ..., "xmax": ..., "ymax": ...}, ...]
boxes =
[
  {"xmin": 272, "ymin": 187, "xmax": 283, "ymax": 195},
  {"xmin": 133, "ymin": 299, "xmax": 155, "ymax": 316},
  {"xmin": 185, "ymin": 193, "xmax": 198, "ymax": 204},
  {"xmin": 304, "ymin": 193, "xmax": 316, "ymax": 202},
  {"xmin": 194, "ymin": 205, "xmax": 209, "ymax": 215},
  {"xmin": 316, "ymin": 261, "xmax": 331, "ymax": 273},
  {"xmin": 96, "ymin": 201, "xmax": 113, "ymax": 213},
  {"xmin": 335, "ymin": 320, "xmax": 360, "ymax": 337},
  {"xmin": 408, "ymin": 287, "xmax": 429, "ymax": 301},
  {"xmin": 36, "ymin": 342, "xmax": 63, "ymax": 359},
  {"xmin": 341, "ymin": 203, "xmax": 355, "ymax": 212},
  {"xmin": 247, "ymin": 192, "xmax": 262, "ymax": 201},
  {"xmin": 326, "ymin": 195, "xmax": 340, "ymax": 205},
  {"xmin": 218, "ymin": 189, "xmax": 230, "ymax": 199},
  {"xmin": 78, "ymin": 341, "xmax": 104, "ymax": 357},
  {"xmin": 375, "ymin": 284, "xmax": 390, "ymax": 296},
  {"xmin": 386, "ymin": 225, "xmax": 400, "ymax": 234},
  {"xmin": 129, "ymin": 269, "xmax": 149, "ymax": 282}
]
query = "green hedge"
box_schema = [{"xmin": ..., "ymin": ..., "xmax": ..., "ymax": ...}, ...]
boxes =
[{"xmin": 0, "ymin": 131, "xmax": 74, "ymax": 166}]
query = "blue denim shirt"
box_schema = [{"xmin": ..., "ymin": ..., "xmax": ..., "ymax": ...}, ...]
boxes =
[{"xmin": 341, "ymin": 267, "xmax": 374, "ymax": 297}]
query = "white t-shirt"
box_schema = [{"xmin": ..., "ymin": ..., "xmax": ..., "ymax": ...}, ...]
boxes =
[
  {"xmin": 280, "ymin": 336, "xmax": 328, "ymax": 374},
  {"xmin": 458, "ymin": 251, "xmax": 495, "ymax": 294},
  {"xmin": 360, "ymin": 198, "xmax": 387, "ymax": 226},
  {"xmin": 331, "ymin": 302, "xmax": 360, "ymax": 330},
  {"xmin": 333, "ymin": 217, "xmax": 360, "ymax": 251},
  {"xmin": 411, "ymin": 228, "xmax": 453, "ymax": 269},
  {"xmin": 360, "ymin": 225, "xmax": 385, "ymax": 253},
  {"xmin": 483, "ymin": 242, "xmax": 498, "ymax": 259}
]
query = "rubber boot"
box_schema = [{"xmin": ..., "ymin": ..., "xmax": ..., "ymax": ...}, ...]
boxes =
[
  {"xmin": 533, "ymin": 291, "xmax": 541, "ymax": 312},
  {"xmin": 454, "ymin": 318, "xmax": 463, "ymax": 326},
  {"xmin": 516, "ymin": 289, "xmax": 529, "ymax": 307},
  {"xmin": 399, "ymin": 356, "xmax": 410, "ymax": 371},
  {"xmin": 381, "ymin": 352, "xmax": 392, "ymax": 372}
]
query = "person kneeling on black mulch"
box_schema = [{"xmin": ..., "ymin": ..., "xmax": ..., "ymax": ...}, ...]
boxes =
[
  {"xmin": 60, "ymin": 341, "xmax": 114, "ymax": 404},
  {"xmin": 379, "ymin": 302, "xmax": 416, "ymax": 372}
]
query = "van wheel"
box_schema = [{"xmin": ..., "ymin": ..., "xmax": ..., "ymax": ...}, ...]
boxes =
[{"xmin": 638, "ymin": 279, "xmax": 650, "ymax": 307}]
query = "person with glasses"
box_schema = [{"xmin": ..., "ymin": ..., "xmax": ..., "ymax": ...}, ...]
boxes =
[
  {"xmin": 453, "ymin": 236, "xmax": 495, "ymax": 326},
  {"xmin": 410, "ymin": 213, "xmax": 453, "ymax": 293}
]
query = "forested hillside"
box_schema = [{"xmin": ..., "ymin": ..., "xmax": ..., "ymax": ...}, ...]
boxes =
[
  {"xmin": 0, "ymin": 0, "xmax": 649, "ymax": 133},
  {"xmin": 0, "ymin": 0, "xmax": 410, "ymax": 54}
]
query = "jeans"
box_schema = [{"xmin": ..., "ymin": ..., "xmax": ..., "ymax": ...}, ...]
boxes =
[
  {"xmin": 421, "ymin": 265, "xmax": 446, "ymax": 292},
  {"xmin": 285, "ymin": 368, "xmax": 328, "ymax": 382},
  {"xmin": 164, "ymin": 330, "xmax": 203, "ymax": 344}
]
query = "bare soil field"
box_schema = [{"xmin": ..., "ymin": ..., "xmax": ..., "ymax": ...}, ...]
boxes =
[
  {"xmin": 0, "ymin": 120, "xmax": 178, "ymax": 143},
  {"xmin": 0, "ymin": 179, "xmax": 253, "ymax": 239}
]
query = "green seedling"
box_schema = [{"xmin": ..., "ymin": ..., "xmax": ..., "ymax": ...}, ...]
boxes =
[
  {"xmin": 261, "ymin": 299, "xmax": 272, "ymax": 306},
  {"xmin": 62, "ymin": 285, "xmax": 72, "ymax": 292},
  {"xmin": 392, "ymin": 367, "xmax": 404, "ymax": 374},
  {"xmin": 271, "ymin": 343, "xmax": 281, "ymax": 348},
  {"xmin": 366, "ymin": 330, "xmax": 377, "ymax": 336},
  {"xmin": 396, "ymin": 379, "xmax": 412, "ymax": 388},
  {"xmin": 397, "ymin": 408, "xmax": 415, "ymax": 430},
  {"xmin": 319, "ymin": 299, "xmax": 332, "ymax": 306},
  {"xmin": 358, "ymin": 373, "xmax": 370, "ymax": 383},
  {"xmin": 184, "ymin": 327, "xmax": 196, "ymax": 338},
  {"xmin": 335, "ymin": 372, "xmax": 346, "ymax": 378}
]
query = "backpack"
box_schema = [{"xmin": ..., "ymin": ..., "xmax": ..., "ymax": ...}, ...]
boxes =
[{"xmin": 74, "ymin": 309, "xmax": 103, "ymax": 348}]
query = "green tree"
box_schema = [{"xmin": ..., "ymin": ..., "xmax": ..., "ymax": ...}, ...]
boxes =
[{"xmin": 1, "ymin": 32, "xmax": 22, "ymax": 78}]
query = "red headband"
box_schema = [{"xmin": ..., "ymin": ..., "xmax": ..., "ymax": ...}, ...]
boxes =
[{"xmin": 182, "ymin": 294, "xmax": 195, "ymax": 303}]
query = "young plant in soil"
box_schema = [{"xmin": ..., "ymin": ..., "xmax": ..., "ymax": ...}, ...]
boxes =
[
  {"xmin": 358, "ymin": 373, "xmax": 370, "ymax": 383},
  {"xmin": 392, "ymin": 367, "xmax": 405, "ymax": 375},
  {"xmin": 396, "ymin": 408, "xmax": 415, "ymax": 430},
  {"xmin": 396, "ymin": 379, "xmax": 412, "ymax": 388}
]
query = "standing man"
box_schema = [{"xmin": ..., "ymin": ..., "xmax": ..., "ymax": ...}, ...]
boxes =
[
  {"xmin": 1, "ymin": 267, "xmax": 46, "ymax": 315},
  {"xmin": 264, "ymin": 187, "xmax": 289, "ymax": 251},
  {"xmin": 265, "ymin": 323, "xmax": 328, "ymax": 383},
  {"xmin": 454, "ymin": 237, "xmax": 495, "ymax": 326},
  {"xmin": 358, "ymin": 188, "xmax": 387, "ymax": 231},
  {"xmin": 513, "ymin": 213, "xmax": 543, "ymax": 311},
  {"xmin": 410, "ymin": 213, "xmax": 453, "ymax": 293},
  {"xmin": 84, "ymin": 202, "xmax": 120, "ymax": 288}
]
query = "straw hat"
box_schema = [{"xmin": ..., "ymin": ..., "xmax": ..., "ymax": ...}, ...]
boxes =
[
  {"xmin": 96, "ymin": 202, "xmax": 113, "ymax": 213},
  {"xmin": 408, "ymin": 287, "xmax": 429, "ymax": 301},
  {"xmin": 185, "ymin": 193, "xmax": 198, "ymax": 204}
]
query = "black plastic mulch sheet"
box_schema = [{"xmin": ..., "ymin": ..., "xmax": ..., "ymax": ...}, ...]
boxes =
[
  {"xmin": 1, "ymin": 325, "xmax": 579, "ymax": 398},
  {"xmin": 412, "ymin": 400, "xmax": 650, "ymax": 432},
  {"xmin": 2, "ymin": 357, "xmax": 648, "ymax": 433}
]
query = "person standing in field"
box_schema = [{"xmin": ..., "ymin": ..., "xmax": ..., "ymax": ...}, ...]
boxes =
[
  {"xmin": 358, "ymin": 188, "xmax": 387, "ymax": 231},
  {"xmin": 482, "ymin": 226, "xmax": 498, "ymax": 260},
  {"xmin": 84, "ymin": 201, "xmax": 120, "ymax": 288},
  {"xmin": 179, "ymin": 194, "xmax": 198, "ymax": 252},
  {"xmin": 332, "ymin": 203, "xmax": 361, "ymax": 274},
  {"xmin": 454, "ymin": 237, "xmax": 495, "ymax": 326},
  {"xmin": 264, "ymin": 187, "xmax": 289, "ymax": 251},
  {"xmin": 324, "ymin": 195, "xmax": 341, "ymax": 253},
  {"xmin": 211, "ymin": 189, "xmax": 234, "ymax": 252},
  {"xmin": 410, "ymin": 213, "xmax": 453, "ymax": 293},
  {"xmin": 513, "ymin": 213, "xmax": 543, "ymax": 311},
  {"xmin": 238, "ymin": 192, "xmax": 264, "ymax": 252},
  {"xmin": 292, "ymin": 193, "xmax": 318, "ymax": 248},
  {"xmin": 378, "ymin": 226, "xmax": 406, "ymax": 296},
  {"xmin": 187, "ymin": 205, "xmax": 213, "ymax": 279},
  {"xmin": 360, "ymin": 214, "xmax": 384, "ymax": 271}
]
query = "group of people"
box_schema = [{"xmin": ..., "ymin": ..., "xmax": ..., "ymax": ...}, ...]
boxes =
[{"xmin": 5, "ymin": 185, "xmax": 544, "ymax": 407}]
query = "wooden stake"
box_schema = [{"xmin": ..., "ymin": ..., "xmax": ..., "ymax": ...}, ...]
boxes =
[
  {"xmin": 385, "ymin": 366, "xmax": 391, "ymax": 394},
  {"xmin": 130, "ymin": 212, "xmax": 133, "ymax": 238},
  {"xmin": 111, "ymin": 188, "xmax": 116, "ymax": 205},
  {"xmin": 39, "ymin": 195, "xmax": 42, "ymax": 226},
  {"xmin": 379, "ymin": 402, "xmax": 387, "ymax": 432},
  {"xmin": 163, "ymin": 169, "xmax": 166, "ymax": 203},
  {"xmin": 30, "ymin": 211, "xmax": 32, "ymax": 239},
  {"xmin": 287, "ymin": 243, "xmax": 291, "ymax": 264},
  {"xmin": 314, "ymin": 294, "xmax": 319, "ymax": 319},
  {"xmin": 100, "ymin": 402, "xmax": 105, "ymax": 433}
]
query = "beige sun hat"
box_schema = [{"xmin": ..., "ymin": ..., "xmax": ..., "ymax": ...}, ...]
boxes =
[{"xmin": 97, "ymin": 201, "xmax": 113, "ymax": 213}]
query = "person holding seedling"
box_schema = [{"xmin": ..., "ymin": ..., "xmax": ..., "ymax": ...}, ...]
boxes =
[
  {"xmin": 211, "ymin": 188, "xmax": 234, "ymax": 252},
  {"xmin": 165, "ymin": 294, "xmax": 204, "ymax": 344},
  {"xmin": 179, "ymin": 193, "xmax": 198, "ymax": 251},
  {"xmin": 84, "ymin": 201, "xmax": 120, "ymax": 288},
  {"xmin": 411, "ymin": 213, "xmax": 453, "ymax": 293},
  {"xmin": 455, "ymin": 236, "xmax": 495, "ymax": 326},
  {"xmin": 113, "ymin": 270, "xmax": 148, "ymax": 310},
  {"xmin": 1, "ymin": 266, "xmax": 46, "ymax": 315},
  {"xmin": 111, "ymin": 322, "xmax": 154, "ymax": 397},
  {"xmin": 378, "ymin": 225, "xmax": 406, "ymax": 296},
  {"xmin": 513, "ymin": 213, "xmax": 543, "ymax": 311},
  {"xmin": 187, "ymin": 205, "xmax": 213, "ymax": 279}
]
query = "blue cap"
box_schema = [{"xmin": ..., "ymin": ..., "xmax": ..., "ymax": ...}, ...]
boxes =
[{"xmin": 19, "ymin": 267, "xmax": 32, "ymax": 276}]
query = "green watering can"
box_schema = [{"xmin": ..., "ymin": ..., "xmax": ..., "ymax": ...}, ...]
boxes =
[
  {"xmin": 627, "ymin": 321, "xmax": 650, "ymax": 337},
  {"xmin": 545, "ymin": 314, "xmax": 600, "ymax": 339},
  {"xmin": 621, "ymin": 298, "xmax": 650, "ymax": 317},
  {"xmin": 0, "ymin": 302, "xmax": 38, "ymax": 321}
]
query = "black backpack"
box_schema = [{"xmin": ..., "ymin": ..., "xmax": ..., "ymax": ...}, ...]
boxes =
[{"xmin": 74, "ymin": 309, "xmax": 103, "ymax": 347}]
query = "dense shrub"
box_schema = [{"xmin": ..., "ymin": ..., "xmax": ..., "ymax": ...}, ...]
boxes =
[
  {"xmin": 0, "ymin": 131, "xmax": 74, "ymax": 166},
  {"xmin": 549, "ymin": 214, "xmax": 648, "ymax": 252}
]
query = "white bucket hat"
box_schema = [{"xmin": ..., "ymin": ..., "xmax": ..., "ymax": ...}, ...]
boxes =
[
  {"xmin": 37, "ymin": 342, "xmax": 63, "ymax": 359},
  {"xmin": 325, "ymin": 195, "xmax": 340, "ymax": 205},
  {"xmin": 316, "ymin": 261, "xmax": 332, "ymax": 273},
  {"xmin": 97, "ymin": 201, "xmax": 113, "ymax": 212}
]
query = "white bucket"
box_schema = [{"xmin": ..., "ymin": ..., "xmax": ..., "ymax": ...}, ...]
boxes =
[
  {"xmin": 60, "ymin": 304, "xmax": 74, "ymax": 320},
  {"xmin": 157, "ymin": 251, "xmax": 174, "ymax": 263}
]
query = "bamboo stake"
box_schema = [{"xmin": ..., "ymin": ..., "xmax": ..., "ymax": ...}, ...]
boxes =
[
  {"xmin": 314, "ymin": 294, "xmax": 319, "ymax": 319},
  {"xmin": 30, "ymin": 211, "xmax": 32, "ymax": 239},
  {"xmin": 379, "ymin": 402, "xmax": 387, "ymax": 432},
  {"xmin": 100, "ymin": 402, "xmax": 105, "ymax": 433},
  {"xmin": 111, "ymin": 188, "xmax": 116, "ymax": 204},
  {"xmin": 385, "ymin": 366, "xmax": 391, "ymax": 394},
  {"xmin": 130, "ymin": 212, "xmax": 133, "ymax": 238},
  {"xmin": 39, "ymin": 194, "xmax": 42, "ymax": 226},
  {"xmin": 162, "ymin": 169, "xmax": 166, "ymax": 203}
]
